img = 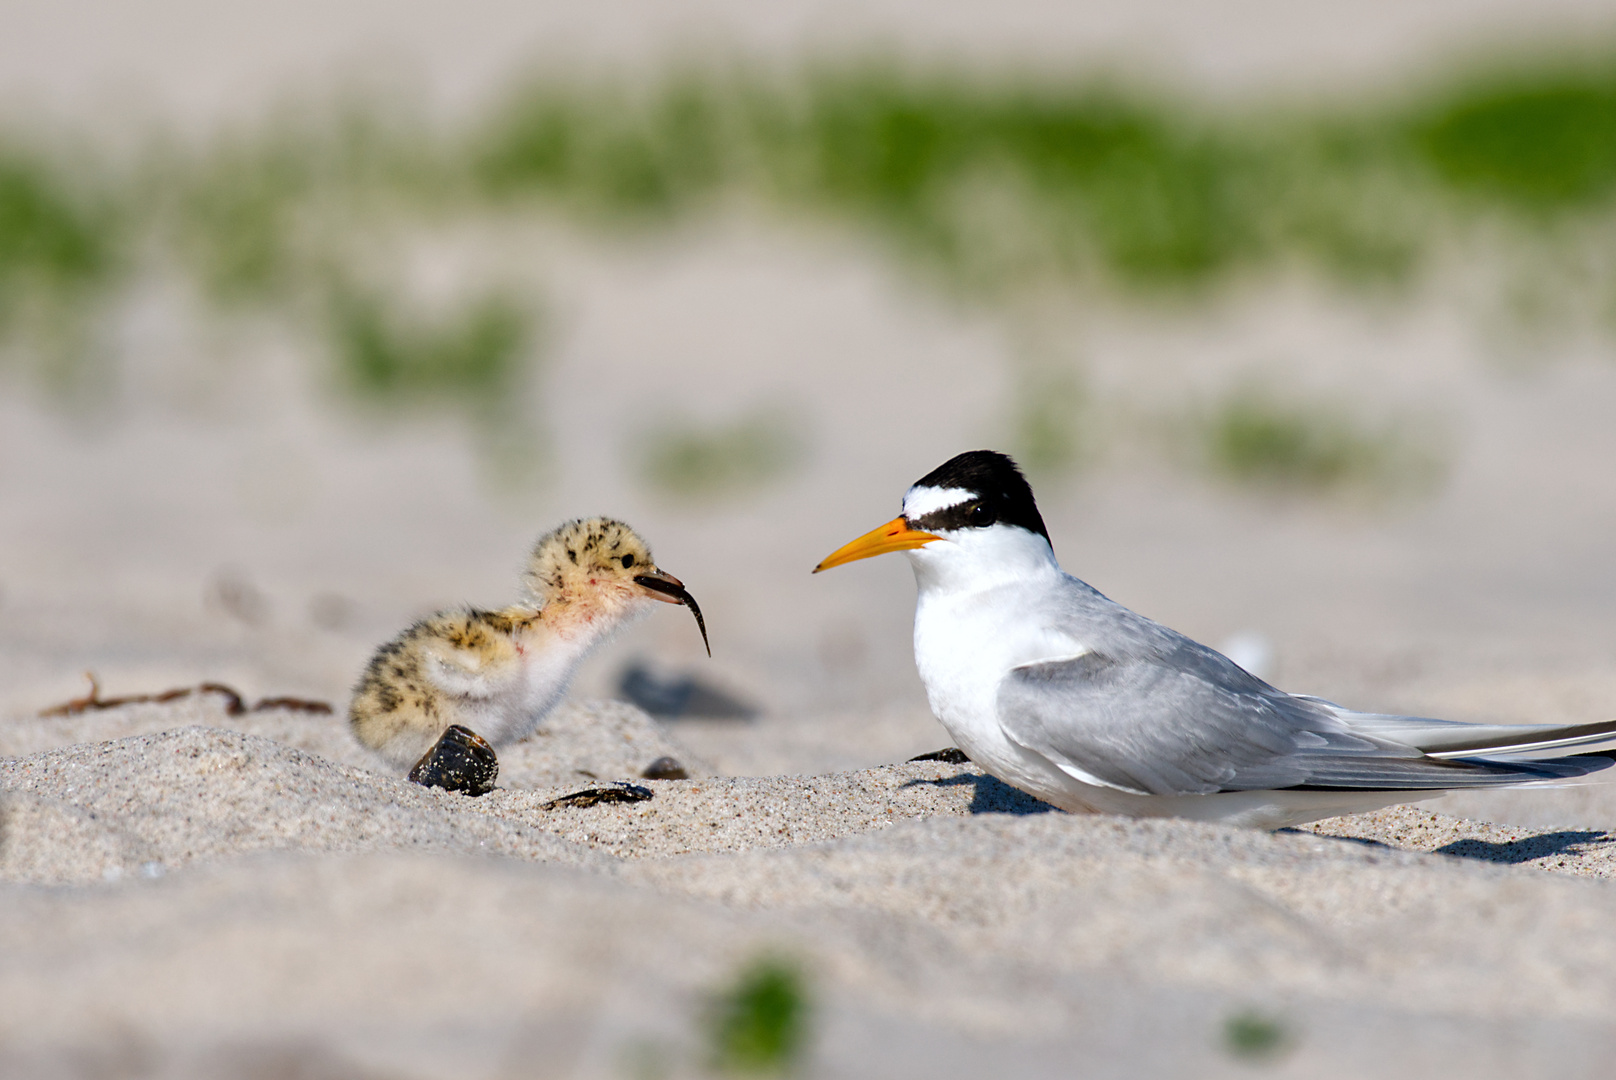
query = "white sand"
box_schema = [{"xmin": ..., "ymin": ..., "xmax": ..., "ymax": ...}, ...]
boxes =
[
  {"xmin": 4, "ymin": 2, "xmax": 1616, "ymax": 1075},
  {"xmin": 6, "ymin": 699, "xmax": 1616, "ymax": 1078}
]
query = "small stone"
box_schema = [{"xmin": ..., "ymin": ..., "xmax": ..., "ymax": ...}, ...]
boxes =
[
  {"xmin": 409, "ymin": 725, "xmax": 499, "ymax": 797},
  {"xmin": 642, "ymin": 756, "xmax": 689, "ymax": 780}
]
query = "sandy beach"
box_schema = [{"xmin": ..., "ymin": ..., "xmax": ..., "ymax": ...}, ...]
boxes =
[
  {"xmin": 6, "ymin": 696, "xmax": 1616, "ymax": 1078},
  {"xmin": 6, "ymin": 0, "xmax": 1616, "ymax": 1075}
]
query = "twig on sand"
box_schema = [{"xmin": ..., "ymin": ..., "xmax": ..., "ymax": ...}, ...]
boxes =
[
  {"xmin": 541, "ymin": 783, "xmax": 654, "ymax": 810},
  {"xmin": 39, "ymin": 673, "xmax": 332, "ymax": 717},
  {"xmin": 248, "ymin": 695, "xmax": 335, "ymax": 715}
]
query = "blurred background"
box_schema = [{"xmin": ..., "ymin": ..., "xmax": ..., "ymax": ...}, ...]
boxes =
[{"xmin": 4, "ymin": 0, "xmax": 1616, "ymax": 774}]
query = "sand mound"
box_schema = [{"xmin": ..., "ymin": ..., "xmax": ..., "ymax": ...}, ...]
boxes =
[
  {"xmin": 0, "ymin": 721, "xmax": 1040, "ymax": 883},
  {"xmin": 6, "ymin": 699, "xmax": 1616, "ymax": 1078},
  {"xmin": 3, "ymin": 845, "xmax": 1612, "ymax": 1080},
  {"xmin": 0, "ymin": 726, "xmax": 603, "ymax": 885},
  {"xmin": 1, "ymin": 692, "xmax": 707, "ymax": 788}
]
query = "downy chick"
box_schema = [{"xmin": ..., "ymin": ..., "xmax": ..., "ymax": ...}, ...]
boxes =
[{"xmin": 350, "ymin": 517, "xmax": 707, "ymax": 792}]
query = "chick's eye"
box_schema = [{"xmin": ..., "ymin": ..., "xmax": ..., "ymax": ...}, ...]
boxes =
[
  {"xmin": 969, "ymin": 502, "xmax": 994, "ymax": 525},
  {"xmin": 620, "ymin": 553, "xmax": 635, "ymax": 568}
]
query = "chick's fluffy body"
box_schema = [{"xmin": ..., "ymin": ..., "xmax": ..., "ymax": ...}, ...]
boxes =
[{"xmin": 350, "ymin": 518, "xmax": 662, "ymax": 768}]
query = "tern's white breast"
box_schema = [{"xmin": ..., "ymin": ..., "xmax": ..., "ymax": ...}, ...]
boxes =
[
  {"xmin": 913, "ymin": 583, "xmax": 1082, "ymax": 723},
  {"xmin": 906, "ymin": 528, "xmax": 1086, "ymax": 787}
]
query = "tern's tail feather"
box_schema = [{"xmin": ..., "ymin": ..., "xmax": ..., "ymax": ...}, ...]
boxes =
[{"xmin": 1330, "ymin": 708, "xmax": 1616, "ymax": 762}]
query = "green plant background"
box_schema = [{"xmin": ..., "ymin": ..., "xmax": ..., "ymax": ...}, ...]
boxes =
[{"xmin": 6, "ymin": 50, "xmax": 1614, "ymax": 493}]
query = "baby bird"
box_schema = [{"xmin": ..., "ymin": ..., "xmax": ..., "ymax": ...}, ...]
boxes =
[{"xmin": 350, "ymin": 517, "xmax": 708, "ymax": 793}]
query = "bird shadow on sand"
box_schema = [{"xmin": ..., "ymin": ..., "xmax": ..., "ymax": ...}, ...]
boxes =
[
  {"xmin": 1297, "ymin": 827, "xmax": 1614, "ymax": 867},
  {"xmin": 1434, "ymin": 830, "xmax": 1613, "ymax": 866},
  {"xmin": 900, "ymin": 772, "xmax": 1058, "ymax": 815}
]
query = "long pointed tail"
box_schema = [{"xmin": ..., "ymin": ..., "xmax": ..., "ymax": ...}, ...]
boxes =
[{"xmin": 1334, "ymin": 709, "xmax": 1616, "ymax": 762}]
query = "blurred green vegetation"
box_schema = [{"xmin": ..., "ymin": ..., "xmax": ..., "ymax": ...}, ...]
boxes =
[
  {"xmin": 170, "ymin": 135, "xmax": 317, "ymax": 302},
  {"xmin": 0, "ymin": 153, "xmax": 112, "ymax": 296},
  {"xmin": 1011, "ymin": 367, "xmax": 1092, "ymax": 476},
  {"xmin": 0, "ymin": 143, "xmax": 118, "ymax": 380},
  {"xmin": 328, "ymin": 285, "xmax": 532, "ymax": 407},
  {"xmin": 705, "ymin": 955, "xmax": 810, "ymax": 1075},
  {"xmin": 761, "ymin": 72, "xmax": 1271, "ymax": 288},
  {"xmin": 469, "ymin": 68, "xmax": 1400, "ymax": 290},
  {"xmin": 324, "ymin": 282, "xmax": 546, "ymax": 482},
  {"xmin": 475, "ymin": 74, "xmax": 731, "ymax": 219},
  {"xmin": 1222, "ymin": 1008, "xmax": 1292, "ymax": 1061},
  {"xmin": 160, "ymin": 107, "xmax": 448, "ymax": 305},
  {"xmin": 7, "ymin": 48, "xmax": 1616, "ymax": 490},
  {"xmin": 461, "ymin": 51, "xmax": 1616, "ymax": 293},
  {"xmin": 639, "ymin": 407, "xmax": 806, "ymax": 499},
  {"xmin": 1413, "ymin": 66, "xmax": 1616, "ymax": 212},
  {"xmin": 461, "ymin": 61, "xmax": 1579, "ymax": 294},
  {"xmin": 1202, "ymin": 386, "xmax": 1440, "ymax": 494},
  {"xmin": 12, "ymin": 52, "xmax": 1616, "ymax": 326}
]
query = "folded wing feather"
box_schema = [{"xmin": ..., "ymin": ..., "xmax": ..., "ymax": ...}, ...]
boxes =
[{"xmin": 996, "ymin": 649, "xmax": 1612, "ymax": 797}]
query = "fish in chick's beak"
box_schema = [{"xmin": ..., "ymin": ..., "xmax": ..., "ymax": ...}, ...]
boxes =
[
  {"xmin": 813, "ymin": 516, "xmax": 940, "ymax": 572},
  {"xmin": 633, "ymin": 569, "xmax": 711, "ymax": 656}
]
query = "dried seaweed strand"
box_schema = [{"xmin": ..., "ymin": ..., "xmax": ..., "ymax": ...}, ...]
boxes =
[{"xmin": 39, "ymin": 673, "xmax": 332, "ymax": 717}]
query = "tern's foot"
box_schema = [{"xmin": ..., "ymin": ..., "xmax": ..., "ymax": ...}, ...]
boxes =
[
  {"xmin": 909, "ymin": 747, "xmax": 970, "ymax": 764},
  {"xmin": 541, "ymin": 782, "xmax": 654, "ymax": 810},
  {"xmin": 409, "ymin": 724, "xmax": 499, "ymax": 796}
]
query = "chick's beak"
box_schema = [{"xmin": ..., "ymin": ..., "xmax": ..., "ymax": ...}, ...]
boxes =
[
  {"xmin": 633, "ymin": 569, "xmax": 711, "ymax": 657},
  {"xmin": 813, "ymin": 516, "xmax": 940, "ymax": 573}
]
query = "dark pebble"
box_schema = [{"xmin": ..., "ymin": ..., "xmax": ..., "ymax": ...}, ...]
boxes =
[
  {"xmin": 409, "ymin": 724, "xmax": 499, "ymax": 796},
  {"xmin": 641, "ymin": 756, "xmax": 689, "ymax": 780}
]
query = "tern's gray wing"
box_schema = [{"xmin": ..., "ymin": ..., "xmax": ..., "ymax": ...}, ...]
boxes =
[{"xmin": 996, "ymin": 603, "xmax": 1587, "ymax": 796}]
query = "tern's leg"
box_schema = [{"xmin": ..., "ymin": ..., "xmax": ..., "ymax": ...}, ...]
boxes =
[
  {"xmin": 908, "ymin": 747, "xmax": 970, "ymax": 764},
  {"xmin": 408, "ymin": 724, "xmax": 499, "ymax": 796}
]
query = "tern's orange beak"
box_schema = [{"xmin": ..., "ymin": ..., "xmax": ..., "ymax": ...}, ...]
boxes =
[{"xmin": 813, "ymin": 516, "xmax": 940, "ymax": 573}]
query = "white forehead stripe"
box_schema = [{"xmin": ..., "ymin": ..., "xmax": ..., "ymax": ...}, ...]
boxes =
[{"xmin": 903, "ymin": 486, "xmax": 974, "ymax": 519}]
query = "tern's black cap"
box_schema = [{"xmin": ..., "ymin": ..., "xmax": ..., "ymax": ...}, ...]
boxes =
[{"xmin": 907, "ymin": 450, "xmax": 1050, "ymax": 542}]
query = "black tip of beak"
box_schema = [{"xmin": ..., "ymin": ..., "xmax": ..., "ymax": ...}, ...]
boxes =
[
  {"xmin": 634, "ymin": 573, "xmax": 712, "ymax": 658},
  {"xmin": 690, "ymin": 601, "xmax": 711, "ymax": 658}
]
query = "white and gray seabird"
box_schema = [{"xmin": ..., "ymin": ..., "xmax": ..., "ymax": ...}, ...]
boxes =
[{"xmin": 815, "ymin": 450, "xmax": 1616, "ymax": 829}]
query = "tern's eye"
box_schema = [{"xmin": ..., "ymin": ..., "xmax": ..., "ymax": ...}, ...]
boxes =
[
  {"xmin": 620, "ymin": 553, "xmax": 635, "ymax": 568},
  {"xmin": 968, "ymin": 502, "xmax": 994, "ymax": 526}
]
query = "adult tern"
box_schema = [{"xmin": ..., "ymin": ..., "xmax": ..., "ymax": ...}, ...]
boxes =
[{"xmin": 815, "ymin": 450, "xmax": 1616, "ymax": 829}]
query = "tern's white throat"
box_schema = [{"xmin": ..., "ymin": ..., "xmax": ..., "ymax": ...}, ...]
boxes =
[{"xmin": 904, "ymin": 523, "xmax": 1062, "ymax": 596}]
